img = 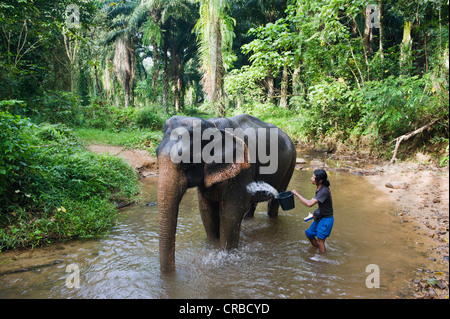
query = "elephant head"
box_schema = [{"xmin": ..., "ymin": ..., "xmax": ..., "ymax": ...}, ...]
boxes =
[{"xmin": 156, "ymin": 116, "xmax": 250, "ymax": 272}]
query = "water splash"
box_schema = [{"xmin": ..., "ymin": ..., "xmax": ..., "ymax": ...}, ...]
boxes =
[{"xmin": 246, "ymin": 181, "xmax": 279, "ymax": 197}]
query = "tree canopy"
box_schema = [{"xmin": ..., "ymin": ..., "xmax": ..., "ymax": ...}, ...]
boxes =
[{"xmin": 0, "ymin": 0, "xmax": 448, "ymax": 151}]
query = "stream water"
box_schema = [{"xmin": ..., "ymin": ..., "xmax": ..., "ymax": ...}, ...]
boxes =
[{"xmin": 0, "ymin": 164, "xmax": 431, "ymax": 298}]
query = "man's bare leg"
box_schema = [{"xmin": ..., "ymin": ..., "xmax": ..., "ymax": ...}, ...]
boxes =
[
  {"xmin": 308, "ymin": 237, "xmax": 319, "ymax": 248},
  {"xmin": 317, "ymin": 238, "xmax": 326, "ymax": 253}
]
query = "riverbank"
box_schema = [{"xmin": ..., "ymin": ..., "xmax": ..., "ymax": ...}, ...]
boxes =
[
  {"xmin": 87, "ymin": 145, "xmax": 157, "ymax": 179},
  {"xmin": 363, "ymin": 162, "xmax": 449, "ymax": 299}
]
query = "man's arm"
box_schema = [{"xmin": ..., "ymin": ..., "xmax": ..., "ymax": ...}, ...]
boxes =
[{"xmin": 292, "ymin": 190, "xmax": 318, "ymax": 207}]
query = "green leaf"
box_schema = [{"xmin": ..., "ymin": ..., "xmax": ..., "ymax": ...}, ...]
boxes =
[{"xmin": 427, "ymin": 278, "xmax": 438, "ymax": 286}]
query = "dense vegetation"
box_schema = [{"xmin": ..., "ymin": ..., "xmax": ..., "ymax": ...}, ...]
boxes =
[
  {"xmin": 0, "ymin": 109, "xmax": 140, "ymax": 250},
  {"xmin": 0, "ymin": 0, "xmax": 448, "ymax": 249}
]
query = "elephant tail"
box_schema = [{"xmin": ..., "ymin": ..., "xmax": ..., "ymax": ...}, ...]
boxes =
[{"xmin": 246, "ymin": 181, "xmax": 278, "ymax": 202}]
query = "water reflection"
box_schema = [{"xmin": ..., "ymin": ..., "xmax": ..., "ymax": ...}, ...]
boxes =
[{"xmin": 0, "ymin": 169, "xmax": 430, "ymax": 298}]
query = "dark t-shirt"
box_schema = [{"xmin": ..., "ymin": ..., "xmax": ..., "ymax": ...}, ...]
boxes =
[{"xmin": 313, "ymin": 186, "xmax": 333, "ymax": 220}]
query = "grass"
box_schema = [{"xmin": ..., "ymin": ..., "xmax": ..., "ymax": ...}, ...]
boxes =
[
  {"xmin": 75, "ymin": 127, "xmax": 148, "ymax": 146},
  {"xmin": 74, "ymin": 127, "xmax": 163, "ymax": 156}
]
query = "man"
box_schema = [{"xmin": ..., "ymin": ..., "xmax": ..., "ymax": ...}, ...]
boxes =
[{"xmin": 292, "ymin": 169, "xmax": 334, "ymax": 253}]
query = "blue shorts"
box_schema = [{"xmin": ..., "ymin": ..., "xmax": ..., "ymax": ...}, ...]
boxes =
[{"xmin": 305, "ymin": 216, "xmax": 334, "ymax": 240}]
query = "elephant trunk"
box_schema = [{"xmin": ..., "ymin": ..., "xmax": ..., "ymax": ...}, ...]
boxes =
[{"xmin": 157, "ymin": 154, "xmax": 188, "ymax": 273}]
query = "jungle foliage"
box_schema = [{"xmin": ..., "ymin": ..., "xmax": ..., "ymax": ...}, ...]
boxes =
[
  {"xmin": 1, "ymin": 0, "xmax": 447, "ymax": 154},
  {"xmin": 0, "ymin": 0, "xmax": 449, "ymax": 248},
  {"xmin": 0, "ymin": 109, "xmax": 140, "ymax": 250}
]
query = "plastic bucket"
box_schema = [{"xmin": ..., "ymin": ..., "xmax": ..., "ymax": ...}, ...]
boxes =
[{"xmin": 276, "ymin": 191, "xmax": 295, "ymax": 211}]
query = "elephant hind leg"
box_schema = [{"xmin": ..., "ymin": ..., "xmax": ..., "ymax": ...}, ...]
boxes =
[
  {"xmin": 198, "ymin": 190, "xmax": 220, "ymax": 240},
  {"xmin": 219, "ymin": 198, "xmax": 251, "ymax": 250}
]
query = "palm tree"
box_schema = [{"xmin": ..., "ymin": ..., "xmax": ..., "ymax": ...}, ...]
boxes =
[
  {"xmin": 100, "ymin": 0, "xmax": 140, "ymax": 108},
  {"xmin": 129, "ymin": 0, "xmax": 199, "ymax": 113},
  {"xmin": 194, "ymin": 0, "xmax": 235, "ymax": 117}
]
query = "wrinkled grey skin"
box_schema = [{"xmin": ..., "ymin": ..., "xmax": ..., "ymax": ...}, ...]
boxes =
[{"xmin": 156, "ymin": 114, "xmax": 296, "ymax": 272}]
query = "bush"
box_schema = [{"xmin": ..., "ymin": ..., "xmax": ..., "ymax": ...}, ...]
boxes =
[
  {"xmin": 79, "ymin": 102, "xmax": 112, "ymax": 129},
  {"xmin": 135, "ymin": 107, "xmax": 165, "ymax": 130},
  {"xmin": 0, "ymin": 112, "xmax": 141, "ymax": 251},
  {"xmin": 80, "ymin": 103, "xmax": 165, "ymax": 132},
  {"xmin": 29, "ymin": 146, "xmax": 140, "ymax": 207},
  {"xmin": 31, "ymin": 91, "xmax": 82, "ymax": 126},
  {"xmin": 289, "ymin": 73, "xmax": 448, "ymax": 152},
  {"xmin": 0, "ymin": 110, "xmax": 35, "ymax": 196}
]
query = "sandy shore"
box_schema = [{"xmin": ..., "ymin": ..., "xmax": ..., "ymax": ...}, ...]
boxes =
[{"xmin": 363, "ymin": 162, "xmax": 449, "ymax": 298}]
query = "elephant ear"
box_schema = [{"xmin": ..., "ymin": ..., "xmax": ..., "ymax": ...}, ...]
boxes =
[{"xmin": 204, "ymin": 129, "xmax": 251, "ymax": 188}]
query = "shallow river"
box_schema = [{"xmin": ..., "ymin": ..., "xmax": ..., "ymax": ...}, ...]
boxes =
[{"xmin": 0, "ymin": 167, "xmax": 431, "ymax": 298}]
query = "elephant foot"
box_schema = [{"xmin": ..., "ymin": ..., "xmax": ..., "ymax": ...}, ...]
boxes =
[
  {"xmin": 221, "ymin": 239, "xmax": 239, "ymax": 250},
  {"xmin": 268, "ymin": 211, "xmax": 278, "ymax": 218}
]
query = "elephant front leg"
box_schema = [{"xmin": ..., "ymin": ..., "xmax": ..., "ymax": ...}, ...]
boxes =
[
  {"xmin": 198, "ymin": 189, "xmax": 220, "ymax": 240},
  {"xmin": 219, "ymin": 214, "xmax": 242, "ymax": 249}
]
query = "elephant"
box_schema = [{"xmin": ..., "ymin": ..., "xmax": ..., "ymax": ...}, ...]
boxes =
[{"xmin": 156, "ymin": 114, "xmax": 296, "ymax": 272}]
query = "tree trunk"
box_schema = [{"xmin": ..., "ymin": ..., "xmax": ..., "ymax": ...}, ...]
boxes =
[
  {"xmin": 62, "ymin": 29, "xmax": 79, "ymax": 93},
  {"xmin": 177, "ymin": 70, "xmax": 184, "ymax": 111},
  {"xmin": 103, "ymin": 59, "xmax": 114, "ymax": 104},
  {"xmin": 171, "ymin": 44, "xmax": 184, "ymax": 113},
  {"xmin": 265, "ymin": 71, "xmax": 274, "ymax": 104},
  {"xmin": 69, "ymin": 63, "xmax": 75, "ymax": 93},
  {"xmin": 94, "ymin": 64, "xmax": 103, "ymax": 98},
  {"xmin": 363, "ymin": 7, "xmax": 373, "ymax": 56},
  {"xmin": 152, "ymin": 38, "xmax": 161, "ymax": 93},
  {"xmin": 210, "ymin": 19, "xmax": 225, "ymax": 117},
  {"xmin": 292, "ymin": 65, "xmax": 301, "ymax": 96},
  {"xmin": 280, "ymin": 65, "xmax": 289, "ymax": 108},
  {"xmin": 113, "ymin": 35, "xmax": 135, "ymax": 108},
  {"xmin": 162, "ymin": 46, "xmax": 170, "ymax": 114},
  {"xmin": 150, "ymin": 10, "xmax": 161, "ymax": 92},
  {"xmin": 400, "ymin": 21, "xmax": 413, "ymax": 74},
  {"xmin": 378, "ymin": 0, "xmax": 384, "ymax": 60},
  {"xmin": 170, "ymin": 42, "xmax": 178, "ymax": 112}
]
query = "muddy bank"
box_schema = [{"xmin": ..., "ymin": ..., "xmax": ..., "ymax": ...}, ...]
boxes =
[
  {"xmin": 363, "ymin": 162, "xmax": 449, "ymax": 299},
  {"xmin": 87, "ymin": 145, "xmax": 157, "ymax": 179}
]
